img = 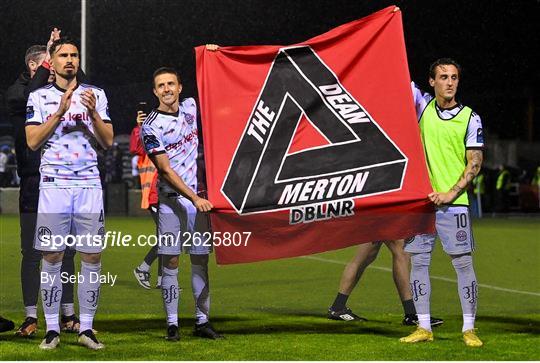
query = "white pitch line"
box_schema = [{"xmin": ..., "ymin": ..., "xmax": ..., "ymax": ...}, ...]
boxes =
[{"xmin": 302, "ymin": 255, "xmax": 540, "ymax": 297}]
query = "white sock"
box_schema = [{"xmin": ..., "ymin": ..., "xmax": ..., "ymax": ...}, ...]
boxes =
[
  {"xmin": 167, "ymin": 314, "xmax": 178, "ymax": 327},
  {"xmin": 462, "ymin": 313, "xmax": 475, "ymax": 332},
  {"xmin": 61, "ymin": 303, "xmax": 75, "ymax": 317},
  {"xmin": 79, "ymin": 313, "xmax": 94, "ymax": 333},
  {"xmin": 25, "ymin": 305, "xmax": 38, "ymax": 319},
  {"xmin": 44, "ymin": 313, "xmax": 60, "ymax": 333},
  {"xmin": 41, "ymin": 260, "xmax": 62, "ymax": 333},
  {"xmin": 417, "ymin": 314, "xmax": 432, "ymax": 331},
  {"xmin": 78, "ymin": 261, "xmax": 101, "ymax": 332},
  {"xmin": 138, "ymin": 261, "xmax": 151, "ymax": 272}
]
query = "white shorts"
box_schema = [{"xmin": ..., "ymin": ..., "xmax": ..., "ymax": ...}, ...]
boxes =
[
  {"xmin": 404, "ymin": 206, "xmax": 475, "ymax": 255},
  {"xmin": 34, "ymin": 188, "xmax": 105, "ymax": 253},
  {"xmin": 158, "ymin": 193, "xmax": 212, "ymax": 255}
]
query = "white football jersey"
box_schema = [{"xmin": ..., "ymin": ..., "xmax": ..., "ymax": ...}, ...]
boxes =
[
  {"xmin": 26, "ymin": 83, "xmax": 111, "ymax": 188},
  {"xmin": 140, "ymin": 98, "xmax": 198, "ymax": 194},
  {"xmin": 411, "ymin": 82, "xmax": 484, "ymax": 148}
]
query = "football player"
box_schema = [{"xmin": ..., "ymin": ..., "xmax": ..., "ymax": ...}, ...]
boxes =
[
  {"xmin": 141, "ymin": 67, "xmax": 222, "ymax": 341},
  {"xmin": 400, "ymin": 58, "xmax": 483, "ymax": 347},
  {"xmin": 26, "ymin": 37, "xmax": 113, "ymax": 350}
]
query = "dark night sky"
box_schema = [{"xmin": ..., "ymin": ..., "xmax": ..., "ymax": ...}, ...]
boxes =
[{"xmin": 0, "ymin": 0, "xmax": 538, "ymax": 139}]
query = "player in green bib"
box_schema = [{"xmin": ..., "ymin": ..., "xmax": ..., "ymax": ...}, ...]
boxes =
[{"xmin": 400, "ymin": 59, "xmax": 484, "ymax": 347}]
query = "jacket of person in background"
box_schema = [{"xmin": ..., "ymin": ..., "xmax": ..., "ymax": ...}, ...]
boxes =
[
  {"xmin": 6, "ymin": 65, "xmax": 51, "ymax": 177},
  {"xmin": 496, "ymin": 167, "xmax": 511, "ymax": 191},
  {"xmin": 130, "ymin": 125, "xmax": 158, "ymax": 209}
]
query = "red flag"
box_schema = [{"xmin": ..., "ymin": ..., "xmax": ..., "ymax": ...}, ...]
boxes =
[{"xmin": 196, "ymin": 6, "xmax": 435, "ymax": 265}]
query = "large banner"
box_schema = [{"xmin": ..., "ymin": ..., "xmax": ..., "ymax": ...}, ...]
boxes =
[{"xmin": 195, "ymin": 6, "xmax": 435, "ymax": 265}]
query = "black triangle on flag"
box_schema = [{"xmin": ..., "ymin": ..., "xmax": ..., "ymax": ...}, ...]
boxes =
[{"xmin": 222, "ymin": 46, "xmax": 407, "ymax": 215}]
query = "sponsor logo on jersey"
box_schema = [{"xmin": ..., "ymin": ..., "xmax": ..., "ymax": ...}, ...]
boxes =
[
  {"xmin": 26, "ymin": 106, "xmax": 34, "ymax": 119},
  {"xmin": 476, "ymin": 128, "xmax": 483, "ymax": 144},
  {"xmin": 143, "ymin": 134, "xmax": 160, "ymax": 151},
  {"xmin": 164, "ymin": 130, "xmax": 197, "ymax": 151},
  {"xmin": 46, "ymin": 112, "xmax": 90, "ymax": 122},
  {"xmin": 42, "ymin": 176, "xmax": 55, "ymax": 182},
  {"xmin": 45, "ymin": 101, "xmax": 59, "ymax": 106},
  {"xmin": 221, "ymin": 46, "xmax": 407, "ymax": 224}
]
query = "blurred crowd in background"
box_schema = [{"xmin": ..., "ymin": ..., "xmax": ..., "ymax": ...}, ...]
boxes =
[{"xmin": 1, "ymin": 132, "xmax": 539, "ymax": 215}]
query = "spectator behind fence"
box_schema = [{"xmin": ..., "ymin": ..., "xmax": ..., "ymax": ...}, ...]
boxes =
[
  {"xmin": 495, "ymin": 164, "xmax": 511, "ymax": 212},
  {"xmin": 470, "ymin": 172, "xmax": 485, "ymax": 217}
]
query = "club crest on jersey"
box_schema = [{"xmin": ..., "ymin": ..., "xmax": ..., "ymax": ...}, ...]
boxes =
[
  {"xmin": 456, "ymin": 230, "xmax": 467, "ymax": 242},
  {"xmin": 184, "ymin": 113, "xmax": 195, "ymax": 125},
  {"xmin": 221, "ymin": 46, "xmax": 407, "ymax": 225}
]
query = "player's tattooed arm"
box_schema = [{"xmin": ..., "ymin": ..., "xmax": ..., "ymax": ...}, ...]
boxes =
[
  {"xmin": 26, "ymin": 86, "xmax": 74, "ymax": 151},
  {"xmin": 429, "ymin": 149, "xmax": 483, "ymax": 206},
  {"xmin": 81, "ymin": 89, "xmax": 114, "ymax": 149},
  {"xmin": 450, "ymin": 150, "xmax": 483, "ymax": 193},
  {"xmin": 149, "ymin": 152, "xmax": 214, "ymax": 212}
]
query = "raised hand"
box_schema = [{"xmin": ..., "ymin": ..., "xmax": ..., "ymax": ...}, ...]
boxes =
[
  {"xmin": 136, "ymin": 111, "xmax": 147, "ymax": 124},
  {"xmin": 80, "ymin": 89, "xmax": 97, "ymax": 115},
  {"xmin": 45, "ymin": 28, "xmax": 61, "ymax": 62},
  {"xmin": 57, "ymin": 86, "xmax": 75, "ymax": 116}
]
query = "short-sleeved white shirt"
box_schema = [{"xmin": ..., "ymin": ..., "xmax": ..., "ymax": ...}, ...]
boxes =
[
  {"xmin": 140, "ymin": 98, "xmax": 198, "ymax": 194},
  {"xmin": 26, "ymin": 83, "xmax": 111, "ymax": 188}
]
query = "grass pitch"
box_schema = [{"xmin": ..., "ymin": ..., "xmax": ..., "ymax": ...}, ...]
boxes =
[{"xmin": 0, "ymin": 215, "xmax": 539, "ymax": 360}]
